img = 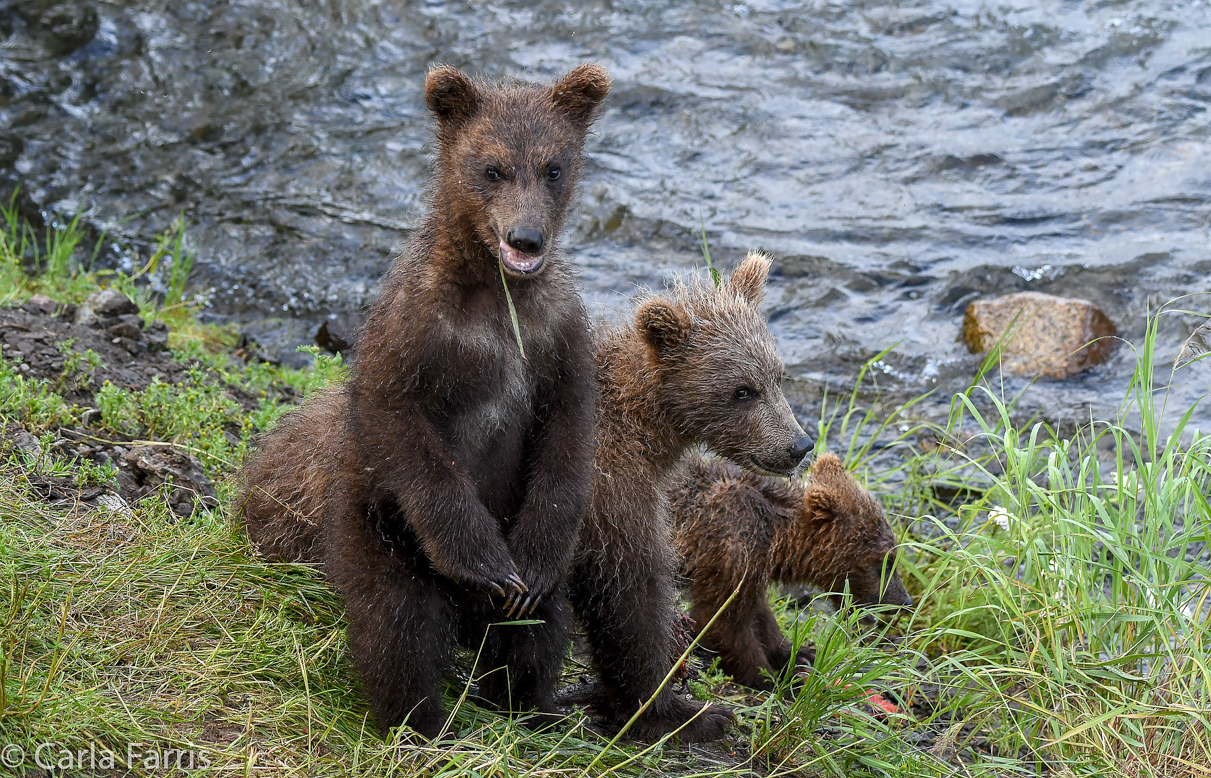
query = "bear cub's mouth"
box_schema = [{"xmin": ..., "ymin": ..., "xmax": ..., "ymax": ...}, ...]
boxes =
[
  {"xmin": 747, "ymin": 455, "xmax": 798, "ymax": 479},
  {"xmin": 498, "ymin": 237, "xmax": 545, "ymax": 276}
]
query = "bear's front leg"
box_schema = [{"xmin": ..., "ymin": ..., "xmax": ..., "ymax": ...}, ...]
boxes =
[
  {"xmin": 501, "ymin": 329, "xmax": 596, "ymax": 619},
  {"xmin": 349, "ymin": 391, "xmax": 526, "ymax": 598},
  {"xmin": 326, "ymin": 502, "xmax": 456, "ymax": 740},
  {"xmin": 756, "ymin": 601, "xmax": 815, "ymax": 677}
]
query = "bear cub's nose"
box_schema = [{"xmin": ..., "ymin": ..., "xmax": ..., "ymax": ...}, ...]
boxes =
[
  {"xmin": 787, "ymin": 434, "xmax": 814, "ymax": 464},
  {"xmin": 506, "ymin": 228, "xmax": 544, "ymax": 255}
]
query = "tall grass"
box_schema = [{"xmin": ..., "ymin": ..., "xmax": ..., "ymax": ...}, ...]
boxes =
[{"xmin": 792, "ymin": 313, "xmax": 1211, "ymax": 776}]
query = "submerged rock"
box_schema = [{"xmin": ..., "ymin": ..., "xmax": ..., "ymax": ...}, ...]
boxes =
[
  {"xmin": 27, "ymin": 1, "xmax": 99, "ymax": 56},
  {"xmin": 315, "ymin": 312, "xmax": 364, "ymax": 355},
  {"xmin": 963, "ymin": 292, "xmax": 1117, "ymax": 379}
]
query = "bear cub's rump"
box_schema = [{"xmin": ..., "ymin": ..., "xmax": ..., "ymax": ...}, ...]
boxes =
[{"xmin": 671, "ymin": 453, "xmax": 912, "ymax": 690}]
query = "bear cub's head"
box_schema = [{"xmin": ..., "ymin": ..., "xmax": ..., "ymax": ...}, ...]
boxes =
[
  {"xmin": 802, "ymin": 453, "xmax": 913, "ymax": 611},
  {"xmin": 425, "ymin": 63, "xmax": 611, "ymax": 279},
  {"xmin": 635, "ymin": 251, "xmax": 813, "ymax": 476}
]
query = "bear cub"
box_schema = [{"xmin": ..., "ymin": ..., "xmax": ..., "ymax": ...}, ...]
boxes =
[
  {"xmin": 239, "ymin": 64, "xmax": 610, "ymax": 740},
  {"xmin": 571, "ymin": 252, "xmax": 814, "ymax": 742},
  {"xmin": 670, "ymin": 453, "xmax": 912, "ymax": 690}
]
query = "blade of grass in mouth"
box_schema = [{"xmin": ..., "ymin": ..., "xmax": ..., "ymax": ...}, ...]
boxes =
[{"xmin": 497, "ymin": 257, "xmax": 526, "ymax": 360}]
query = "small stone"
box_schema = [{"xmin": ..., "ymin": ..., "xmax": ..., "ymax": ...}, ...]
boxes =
[
  {"xmin": 23, "ymin": 294, "xmax": 56, "ymax": 314},
  {"xmin": 123, "ymin": 445, "xmax": 219, "ymax": 515},
  {"xmin": 8, "ymin": 428, "xmax": 42, "ymax": 458},
  {"xmin": 114, "ymin": 337, "xmax": 144, "ymax": 355},
  {"xmin": 75, "ymin": 305, "xmax": 100, "ymax": 328},
  {"xmin": 31, "ymin": 2, "xmax": 100, "ymax": 57},
  {"xmin": 96, "ymin": 493, "xmax": 134, "ymax": 519},
  {"xmin": 963, "ymin": 292, "xmax": 1117, "ymax": 379},
  {"xmin": 115, "ymin": 471, "xmax": 138, "ymax": 501},
  {"xmin": 81, "ymin": 408, "xmax": 102, "ymax": 426},
  {"xmin": 84, "ymin": 288, "xmax": 139, "ymax": 317},
  {"xmin": 107, "ymin": 317, "xmax": 142, "ymax": 341},
  {"xmin": 144, "ymin": 321, "xmax": 170, "ymax": 353}
]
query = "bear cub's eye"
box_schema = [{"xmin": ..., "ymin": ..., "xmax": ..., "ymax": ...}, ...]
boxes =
[
  {"xmin": 733, "ymin": 386, "xmax": 756, "ymax": 402},
  {"xmin": 485, "ymin": 167, "xmax": 501, "ymax": 182},
  {"xmin": 547, "ymin": 166, "xmax": 561, "ymax": 181}
]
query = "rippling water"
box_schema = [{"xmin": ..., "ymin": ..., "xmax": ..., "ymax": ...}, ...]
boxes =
[{"xmin": 2, "ymin": 0, "xmax": 1209, "ymax": 429}]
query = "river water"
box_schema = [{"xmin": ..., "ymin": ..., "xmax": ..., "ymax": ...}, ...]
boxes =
[{"xmin": 2, "ymin": 0, "xmax": 1209, "ymax": 432}]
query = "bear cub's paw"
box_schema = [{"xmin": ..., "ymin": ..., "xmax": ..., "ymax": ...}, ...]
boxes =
[{"xmin": 630, "ymin": 697, "xmax": 736, "ymax": 744}]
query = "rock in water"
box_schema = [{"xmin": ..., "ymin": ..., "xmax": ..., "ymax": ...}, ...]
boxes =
[
  {"xmin": 963, "ymin": 292, "xmax": 1117, "ymax": 379},
  {"xmin": 315, "ymin": 312, "xmax": 364, "ymax": 355}
]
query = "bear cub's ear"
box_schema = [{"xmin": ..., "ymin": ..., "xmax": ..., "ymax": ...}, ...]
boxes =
[
  {"xmin": 636, "ymin": 298, "xmax": 691, "ymax": 358},
  {"xmin": 426, "ymin": 65, "xmax": 480, "ymax": 128},
  {"xmin": 805, "ymin": 454, "xmax": 848, "ymax": 521},
  {"xmin": 804, "ymin": 483, "xmax": 838, "ymax": 522},
  {"xmin": 728, "ymin": 250, "xmax": 771, "ymax": 307},
  {"xmin": 551, "ymin": 63, "xmax": 612, "ymax": 126}
]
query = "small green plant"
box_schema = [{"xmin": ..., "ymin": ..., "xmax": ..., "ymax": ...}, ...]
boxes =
[
  {"xmin": 108, "ymin": 215, "xmax": 195, "ymax": 309},
  {"xmin": 74, "ymin": 457, "xmax": 118, "ymax": 488},
  {"xmin": 162, "ymin": 214, "xmax": 195, "ymax": 307},
  {"xmin": 0, "ymin": 360, "xmax": 77, "ymax": 432},
  {"xmin": 54, "ymin": 343, "xmax": 104, "ymax": 393},
  {"xmin": 95, "ymin": 380, "xmax": 137, "ymax": 434},
  {"xmin": 40, "ymin": 211, "xmax": 85, "ymax": 279},
  {"xmin": 294, "ymin": 345, "xmax": 345, "ymax": 400}
]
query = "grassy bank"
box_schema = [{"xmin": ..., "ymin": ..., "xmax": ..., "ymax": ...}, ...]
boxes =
[{"xmin": 0, "ymin": 204, "xmax": 1208, "ymax": 776}]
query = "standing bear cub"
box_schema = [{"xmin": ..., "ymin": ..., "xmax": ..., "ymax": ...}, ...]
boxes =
[
  {"xmin": 571, "ymin": 252, "xmax": 814, "ymax": 742},
  {"xmin": 670, "ymin": 453, "xmax": 913, "ymax": 690},
  {"xmin": 238, "ymin": 64, "xmax": 611, "ymax": 740}
]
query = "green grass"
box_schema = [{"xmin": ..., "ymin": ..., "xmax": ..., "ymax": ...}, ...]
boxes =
[{"xmin": 0, "ymin": 201, "xmax": 1208, "ymax": 776}]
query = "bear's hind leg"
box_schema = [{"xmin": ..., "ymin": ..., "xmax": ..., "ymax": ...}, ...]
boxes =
[
  {"xmin": 328, "ymin": 512, "xmax": 456, "ymax": 740},
  {"xmin": 696, "ymin": 590, "xmax": 779, "ymax": 691},
  {"xmin": 471, "ymin": 588, "xmax": 571, "ymax": 727}
]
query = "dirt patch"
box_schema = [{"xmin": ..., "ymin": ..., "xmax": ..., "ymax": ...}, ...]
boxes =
[
  {"xmin": 0, "ymin": 293, "xmax": 187, "ymax": 406},
  {"xmin": 0, "ymin": 292, "xmax": 289, "ymax": 518}
]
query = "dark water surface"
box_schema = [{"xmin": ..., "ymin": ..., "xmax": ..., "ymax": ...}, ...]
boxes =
[{"xmin": 3, "ymin": 0, "xmax": 1209, "ymax": 430}]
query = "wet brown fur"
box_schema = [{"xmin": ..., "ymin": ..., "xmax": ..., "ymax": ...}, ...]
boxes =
[
  {"xmin": 570, "ymin": 252, "xmax": 812, "ymax": 742},
  {"xmin": 237, "ymin": 64, "xmax": 610, "ymax": 740},
  {"xmin": 238, "ymin": 387, "xmax": 350, "ymax": 564},
  {"xmin": 670, "ymin": 453, "xmax": 912, "ymax": 690}
]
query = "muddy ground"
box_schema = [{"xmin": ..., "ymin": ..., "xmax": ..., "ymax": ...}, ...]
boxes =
[{"xmin": 0, "ymin": 294, "xmax": 289, "ymax": 518}]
